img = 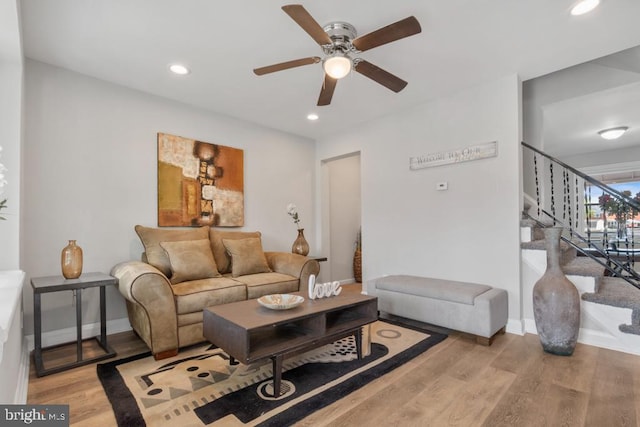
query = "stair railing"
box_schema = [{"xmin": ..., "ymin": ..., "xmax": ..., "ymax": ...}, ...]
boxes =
[{"xmin": 522, "ymin": 141, "xmax": 640, "ymax": 290}]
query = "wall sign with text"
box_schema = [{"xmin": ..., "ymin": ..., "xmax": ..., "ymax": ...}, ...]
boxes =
[{"xmin": 409, "ymin": 141, "xmax": 498, "ymax": 170}]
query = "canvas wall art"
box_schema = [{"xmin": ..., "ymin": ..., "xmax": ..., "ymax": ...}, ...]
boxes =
[{"xmin": 157, "ymin": 133, "xmax": 244, "ymax": 227}]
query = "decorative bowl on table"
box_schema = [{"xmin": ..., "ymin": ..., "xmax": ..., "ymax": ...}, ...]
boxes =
[{"xmin": 257, "ymin": 294, "xmax": 304, "ymax": 310}]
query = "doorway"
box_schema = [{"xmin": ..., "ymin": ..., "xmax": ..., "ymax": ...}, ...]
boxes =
[{"xmin": 321, "ymin": 152, "xmax": 361, "ymax": 283}]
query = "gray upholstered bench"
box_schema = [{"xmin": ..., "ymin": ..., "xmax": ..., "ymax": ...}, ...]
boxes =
[{"xmin": 369, "ymin": 275, "xmax": 508, "ymax": 345}]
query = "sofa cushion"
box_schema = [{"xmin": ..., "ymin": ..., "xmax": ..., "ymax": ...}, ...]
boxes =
[
  {"xmin": 172, "ymin": 277, "xmax": 247, "ymax": 314},
  {"xmin": 135, "ymin": 225, "xmax": 209, "ymax": 277},
  {"xmin": 160, "ymin": 239, "xmax": 221, "ymax": 284},
  {"xmin": 233, "ymin": 272, "xmax": 300, "ymax": 299},
  {"xmin": 209, "ymin": 229, "xmax": 262, "ymax": 274},
  {"xmin": 222, "ymin": 237, "xmax": 272, "ymax": 277}
]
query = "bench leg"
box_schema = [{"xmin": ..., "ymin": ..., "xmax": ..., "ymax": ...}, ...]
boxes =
[{"xmin": 476, "ymin": 326, "xmax": 506, "ymax": 346}]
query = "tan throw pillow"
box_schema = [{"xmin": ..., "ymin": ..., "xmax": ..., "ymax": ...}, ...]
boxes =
[
  {"xmin": 209, "ymin": 229, "xmax": 262, "ymax": 274},
  {"xmin": 135, "ymin": 225, "xmax": 209, "ymax": 276},
  {"xmin": 222, "ymin": 237, "xmax": 272, "ymax": 277},
  {"xmin": 160, "ymin": 239, "xmax": 221, "ymax": 284}
]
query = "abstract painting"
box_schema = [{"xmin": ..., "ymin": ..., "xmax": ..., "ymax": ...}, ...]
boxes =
[{"xmin": 157, "ymin": 133, "xmax": 244, "ymax": 227}]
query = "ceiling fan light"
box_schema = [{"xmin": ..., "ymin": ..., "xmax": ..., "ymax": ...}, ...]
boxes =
[
  {"xmin": 323, "ymin": 54, "xmax": 352, "ymax": 79},
  {"xmin": 571, "ymin": 0, "xmax": 600, "ymax": 16},
  {"xmin": 169, "ymin": 63, "xmax": 190, "ymax": 75},
  {"xmin": 598, "ymin": 126, "xmax": 629, "ymax": 140}
]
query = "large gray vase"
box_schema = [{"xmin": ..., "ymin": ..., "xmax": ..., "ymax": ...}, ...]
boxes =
[{"xmin": 532, "ymin": 227, "xmax": 580, "ymax": 355}]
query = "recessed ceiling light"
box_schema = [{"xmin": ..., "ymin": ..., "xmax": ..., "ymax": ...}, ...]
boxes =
[
  {"xmin": 571, "ymin": 0, "xmax": 600, "ymax": 16},
  {"xmin": 598, "ymin": 126, "xmax": 629, "ymax": 140},
  {"xmin": 169, "ymin": 64, "xmax": 190, "ymax": 75},
  {"xmin": 307, "ymin": 113, "xmax": 319, "ymax": 121}
]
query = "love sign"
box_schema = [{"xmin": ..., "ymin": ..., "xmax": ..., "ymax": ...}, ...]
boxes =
[{"xmin": 307, "ymin": 274, "xmax": 342, "ymax": 300}]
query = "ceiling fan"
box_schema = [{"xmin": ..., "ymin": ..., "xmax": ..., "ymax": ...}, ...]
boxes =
[{"xmin": 253, "ymin": 4, "xmax": 422, "ymax": 106}]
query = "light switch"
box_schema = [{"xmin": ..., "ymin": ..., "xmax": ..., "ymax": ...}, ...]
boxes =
[{"xmin": 436, "ymin": 182, "xmax": 448, "ymax": 191}]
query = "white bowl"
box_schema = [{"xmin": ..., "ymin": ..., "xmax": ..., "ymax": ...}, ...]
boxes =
[{"xmin": 257, "ymin": 294, "xmax": 305, "ymax": 310}]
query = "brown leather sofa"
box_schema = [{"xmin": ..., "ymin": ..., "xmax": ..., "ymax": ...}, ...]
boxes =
[{"xmin": 111, "ymin": 225, "xmax": 320, "ymax": 359}]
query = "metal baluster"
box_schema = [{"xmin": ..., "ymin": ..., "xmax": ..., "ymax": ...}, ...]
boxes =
[
  {"xmin": 602, "ymin": 190, "xmax": 609, "ymax": 253},
  {"xmin": 632, "ymin": 207, "xmax": 636, "ymax": 272},
  {"xmin": 562, "ymin": 169, "xmax": 568, "ymax": 223},
  {"xmin": 625, "ymin": 207, "xmax": 631, "ymax": 276},
  {"xmin": 534, "ymin": 153, "xmax": 540, "ymax": 218},
  {"xmin": 585, "ymin": 182, "xmax": 592, "ymax": 247},
  {"xmin": 566, "ymin": 170, "xmax": 573, "ymax": 236},
  {"xmin": 575, "ymin": 175, "xmax": 579, "ymax": 239},
  {"xmin": 550, "ymin": 161, "xmax": 556, "ymax": 224}
]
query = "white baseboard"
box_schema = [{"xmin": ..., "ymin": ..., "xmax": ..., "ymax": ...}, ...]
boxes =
[
  {"xmin": 506, "ymin": 318, "xmax": 526, "ymax": 335},
  {"xmin": 521, "ymin": 316, "xmax": 640, "ymax": 356},
  {"xmin": 25, "ymin": 317, "xmax": 132, "ymax": 351}
]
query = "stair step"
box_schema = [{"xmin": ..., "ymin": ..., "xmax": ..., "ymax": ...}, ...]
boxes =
[
  {"xmin": 563, "ymin": 257, "xmax": 605, "ymax": 281},
  {"xmin": 619, "ymin": 324, "xmax": 640, "ymax": 336},
  {"xmin": 519, "ymin": 219, "xmax": 552, "ymax": 241},
  {"xmin": 581, "ymin": 277, "xmax": 640, "ymax": 311},
  {"xmin": 520, "ymin": 218, "xmax": 537, "ymax": 227},
  {"xmin": 520, "ymin": 239, "xmax": 576, "ymax": 265}
]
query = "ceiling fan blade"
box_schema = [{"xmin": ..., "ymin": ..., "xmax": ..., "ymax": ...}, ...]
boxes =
[
  {"xmin": 352, "ymin": 16, "xmax": 421, "ymax": 52},
  {"xmin": 282, "ymin": 4, "xmax": 332, "ymax": 46},
  {"xmin": 254, "ymin": 57, "xmax": 321, "ymax": 75},
  {"xmin": 317, "ymin": 74, "xmax": 338, "ymax": 106},
  {"xmin": 355, "ymin": 60, "xmax": 408, "ymax": 93}
]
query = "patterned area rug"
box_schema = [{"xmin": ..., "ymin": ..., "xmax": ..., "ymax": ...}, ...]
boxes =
[{"xmin": 97, "ymin": 320, "xmax": 446, "ymax": 426}]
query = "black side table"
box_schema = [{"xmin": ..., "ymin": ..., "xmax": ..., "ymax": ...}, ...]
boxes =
[{"xmin": 31, "ymin": 272, "xmax": 117, "ymax": 377}]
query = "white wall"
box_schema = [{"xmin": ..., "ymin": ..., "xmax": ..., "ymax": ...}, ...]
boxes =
[
  {"xmin": 22, "ymin": 60, "xmax": 316, "ymax": 336},
  {"xmin": 318, "ymin": 75, "xmax": 523, "ymax": 322}
]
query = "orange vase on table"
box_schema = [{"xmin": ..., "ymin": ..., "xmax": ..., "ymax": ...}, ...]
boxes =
[{"xmin": 61, "ymin": 240, "xmax": 83, "ymax": 279}]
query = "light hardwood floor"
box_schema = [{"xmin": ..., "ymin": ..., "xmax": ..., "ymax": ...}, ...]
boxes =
[{"xmin": 27, "ymin": 310, "xmax": 640, "ymax": 426}]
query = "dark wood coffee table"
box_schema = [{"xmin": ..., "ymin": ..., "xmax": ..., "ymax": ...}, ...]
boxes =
[{"xmin": 202, "ymin": 291, "xmax": 377, "ymax": 397}]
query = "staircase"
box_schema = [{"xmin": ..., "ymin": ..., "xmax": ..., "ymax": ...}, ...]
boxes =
[
  {"xmin": 521, "ymin": 219, "xmax": 640, "ymax": 355},
  {"xmin": 521, "ymin": 141, "xmax": 640, "ymax": 355}
]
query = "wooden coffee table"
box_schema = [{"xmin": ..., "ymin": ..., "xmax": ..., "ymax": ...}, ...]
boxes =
[{"xmin": 202, "ymin": 291, "xmax": 377, "ymax": 397}]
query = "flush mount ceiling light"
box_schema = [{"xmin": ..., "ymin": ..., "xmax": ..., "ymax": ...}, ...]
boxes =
[
  {"xmin": 323, "ymin": 53, "xmax": 352, "ymax": 79},
  {"xmin": 571, "ymin": 0, "xmax": 600, "ymax": 16},
  {"xmin": 307, "ymin": 113, "xmax": 319, "ymax": 121},
  {"xmin": 169, "ymin": 64, "xmax": 190, "ymax": 75},
  {"xmin": 598, "ymin": 126, "xmax": 629, "ymax": 140}
]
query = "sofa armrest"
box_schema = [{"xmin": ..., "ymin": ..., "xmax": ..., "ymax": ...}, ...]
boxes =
[
  {"xmin": 264, "ymin": 252, "xmax": 320, "ymax": 290},
  {"xmin": 111, "ymin": 261, "xmax": 179, "ymax": 357}
]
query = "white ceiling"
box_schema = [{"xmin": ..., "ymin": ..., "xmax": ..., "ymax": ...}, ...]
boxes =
[
  {"xmin": 534, "ymin": 46, "xmax": 640, "ymax": 158},
  {"xmin": 18, "ymin": 0, "xmax": 640, "ymax": 141}
]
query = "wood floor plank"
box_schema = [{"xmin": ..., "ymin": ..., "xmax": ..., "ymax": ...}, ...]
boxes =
[
  {"xmin": 446, "ymin": 340, "xmax": 505, "ymax": 383},
  {"xmin": 546, "ymin": 383, "xmax": 589, "ymax": 427},
  {"xmin": 377, "ymin": 373, "xmax": 468, "ymax": 427},
  {"xmin": 489, "ymin": 331, "xmax": 540, "ymax": 374},
  {"xmin": 481, "ymin": 342, "xmax": 555, "ymax": 426},
  {"xmin": 430, "ymin": 366, "xmax": 516, "ymax": 426},
  {"xmin": 584, "ymin": 347, "xmax": 638, "ymax": 426},
  {"xmin": 541, "ymin": 342, "xmax": 599, "ymax": 393}
]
